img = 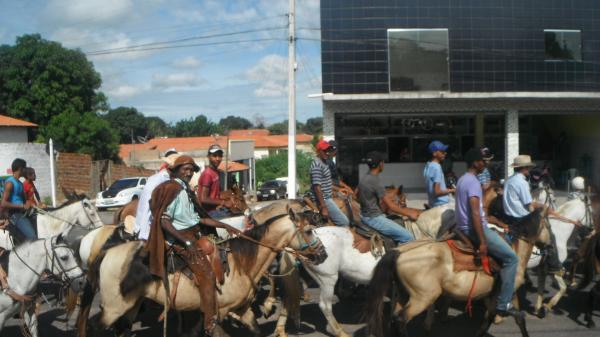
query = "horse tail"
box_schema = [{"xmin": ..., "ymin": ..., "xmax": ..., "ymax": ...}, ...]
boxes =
[
  {"xmin": 364, "ymin": 249, "xmax": 401, "ymax": 337},
  {"xmin": 279, "ymin": 252, "xmax": 302, "ymax": 328},
  {"xmin": 578, "ymin": 232, "xmax": 600, "ymax": 290}
]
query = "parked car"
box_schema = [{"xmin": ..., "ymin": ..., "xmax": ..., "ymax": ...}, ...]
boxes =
[
  {"xmin": 257, "ymin": 180, "xmax": 287, "ymax": 201},
  {"xmin": 95, "ymin": 177, "xmax": 147, "ymax": 209}
]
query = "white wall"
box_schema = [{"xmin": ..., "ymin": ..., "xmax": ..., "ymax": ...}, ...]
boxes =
[
  {"xmin": 358, "ymin": 161, "xmax": 467, "ymax": 189},
  {"xmin": 0, "ymin": 127, "xmax": 28, "ymax": 143},
  {"xmin": 0, "ymin": 143, "xmax": 52, "ymax": 199}
]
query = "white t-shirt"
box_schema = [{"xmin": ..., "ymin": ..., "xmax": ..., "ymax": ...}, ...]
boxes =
[{"xmin": 134, "ymin": 169, "xmax": 170, "ymax": 240}]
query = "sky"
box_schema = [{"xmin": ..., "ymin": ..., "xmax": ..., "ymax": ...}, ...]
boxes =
[{"xmin": 0, "ymin": 0, "xmax": 323, "ymax": 125}]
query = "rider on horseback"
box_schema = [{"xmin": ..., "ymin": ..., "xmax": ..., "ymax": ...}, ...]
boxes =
[
  {"xmin": 311, "ymin": 140, "xmax": 350, "ymax": 226},
  {"xmin": 325, "ymin": 141, "xmax": 354, "ymax": 197},
  {"xmin": 456, "ymin": 148, "xmax": 522, "ymax": 318},
  {"xmin": 423, "ymin": 140, "xmax": 455, "ymax": 208},
  {"xmin": 357, "ymin": 151, "xmax": 414, "ymax": 244},
  {"xmin": 197, "ymin": 144, "xmax": 235, "ymax": 219},
  {"xmin": 0, "ymin": 158, "xmax": 36, "ymax": 240},
  {"xmin": 146, "ymin": 155, "xmax": 242, "ymax": 337}
]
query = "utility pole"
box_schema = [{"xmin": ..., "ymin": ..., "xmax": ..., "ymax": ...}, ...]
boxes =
[{"xmin": 287, "ymin": 0, "xmax": 297, "ymax": 199}]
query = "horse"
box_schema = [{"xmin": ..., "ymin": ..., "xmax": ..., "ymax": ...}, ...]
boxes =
[
  {"xmin": 0, "ymin": 198, "xmax": 104, "ymax": 251},
  {"xmin": 525, "ymin": 197, "xmax": 588, "ymax": 318},
  {"xmin": 85, "ymin": 200, "xmax": 327, "ymax": 337},
  {"xmin": 0, "ymin": 228, "xmax": 85, "ymax": 337},
  {"xmin": 113, "ymin": 198, "xmax": 139, "ymax": 224},
  {"xmin": 577, "ymin": 230, "xmax": 600, "ymax": 328},
  {"xmin": 364, "ymin": 208, "xmax": 551, "ymax": 337}
]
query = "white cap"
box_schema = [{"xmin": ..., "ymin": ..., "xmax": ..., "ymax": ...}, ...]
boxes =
[{"xmin": 571, "ymin": 176, "xmax": 585, "ymax": 191}]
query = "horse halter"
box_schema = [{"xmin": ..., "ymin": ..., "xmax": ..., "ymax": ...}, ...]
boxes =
[
  {"xmin": 44, "ymin": 237, "xmax": 84, "ymax": 286},
  {"xmin": 33, "ymin": 200, "xmax": 102, "ymax": 230}
]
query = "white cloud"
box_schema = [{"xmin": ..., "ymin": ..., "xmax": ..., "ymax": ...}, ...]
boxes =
[
  {"xmin": 245, "ymin": 54, "xmax": 288, "ymax": 97},
  {"xmin": 173, "ymin": 56, "xmax": 202, "ymax": 69},
  {"xmin": 152, "ymin": 72, "xmax": 202, "ymax": 91},
  {"xmin": 45, "ymin": 0, "xmax": 135, "ymax": 27},
  {"xmin": 106, "ymin": 85, "xmax": 146, "ymax": 99}
]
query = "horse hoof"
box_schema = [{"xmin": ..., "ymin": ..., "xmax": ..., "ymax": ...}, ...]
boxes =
[
  {"xmin": 536, "ymin": 307, "xmax": 546, "ymax": 319},
  {"xmin": 587, "ymin": 320, "xmax": 596, "ymax": 329},
  {"xmin": 275, "ymin": 326, "xmax": 288, "ymax": 337}
]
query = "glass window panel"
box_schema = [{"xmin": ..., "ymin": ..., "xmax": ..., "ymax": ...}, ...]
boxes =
[
  {"xmin": 388, "ymin": 28, "xmax": 450, "ymax": 91},
  {"xmin": 544, "ymin": 30, "xmax": 582, "ymax": 61}
]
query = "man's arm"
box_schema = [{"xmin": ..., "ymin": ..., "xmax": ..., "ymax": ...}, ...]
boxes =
[
  {"xmin": 433, "ymin": 182, "xmax": 455, "ymax": 196},
  {"xmin": 313, "ymin": 184, "xmax": 329, "ymax": 218},
  {"xmin": 470, "ymin": 196, "xmax": 487, "ymax": 255},
  {"xmin": 160, "ymin": 217, "xmax": 201, "ymax": 259},
  {"xmin": 200, "ymin": 217, "xmax": 243, "ymax": 235},
  {"xmin": 198, "ymin": 186, "xmax": 232, "ymax": 208},
  {"xmin": 382, "ymin": 194, "xmax": 421, "ymax": 221}
]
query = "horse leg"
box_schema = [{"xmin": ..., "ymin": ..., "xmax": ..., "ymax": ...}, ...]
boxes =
[
  {"xmin": 395, "ymin": 298, "xmax": 435, "ymax": 337},
  {"xmin": 76, "ymin": 280, "xmax": 96, "ymax": 337},
  {"xmin": 544, "ymin": 272, "xmax": 567, "ymax": 313},
  {"xmin": 436, "ymin": 296, "xmax": 451, "ymax": 322},
  {"xmin": 112, "ymin": 300, "xmax": 142, "ymax": 337},
  {"xmin": 319, "ymin": 276, "xmax": 350, "ymax": 337},
  {"xmin": 423, "ymin": 305, "xmax": 435, "ymax": 335},
  {"xmin": 238, "ymin": 307, "xmax": 261, "ymax": 337},
  {"xmin": 261, "ymin": 275, "xmax": 277, "ymax": 318},
  {"xmin": 275, "ymin": 306, "xmax": 289, "ymax": 337},
  {"xmin": 476, "ymin": 297, "xmax": 496, "ymax": 337},
  {"xmin": 585, "ymin": 282, "xmax": 599, "ymax": 329},
  {"xmin": 23, "ymin": 302, "xmax": 39, "ymax": 337},
  {"xmin": 534, "ymin": 264, "xmax": 547, "ymax": 318}
]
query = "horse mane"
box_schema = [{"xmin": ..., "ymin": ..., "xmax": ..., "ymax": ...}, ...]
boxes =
[
  {"xmin": 519, "ymin": 208, "xmax": 543, "ymax": 241},
  {"xmin": 43, "ymin": 198, "xmax": 81, "ymax": 211}
]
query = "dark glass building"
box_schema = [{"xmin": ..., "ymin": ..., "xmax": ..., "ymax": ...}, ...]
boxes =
[{"xmin": 318, "ymin": 0, "xmax": 600, "ymax": 188}]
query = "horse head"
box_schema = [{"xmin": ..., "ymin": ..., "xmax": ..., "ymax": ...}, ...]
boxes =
[
  {"xmin": 52, "ymin": 227, "xmax": 86, "ymax": 292},
  {"xmin": 287, "ymin": 205, "xmax": 328, "ymax": 265}
]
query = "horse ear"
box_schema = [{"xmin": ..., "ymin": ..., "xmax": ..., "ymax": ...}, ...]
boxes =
[{"xmin": 287, "ymin": 204, "xmax": 297, "ymax": 222}]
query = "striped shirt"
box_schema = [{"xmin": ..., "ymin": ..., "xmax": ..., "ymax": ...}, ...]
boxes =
[
  {"xmin": 477, "ymin": 168, "xmax": 491, "ymax": 186},
  {"xmin": 310, "ymin": 158, "xmax": 333, "ymax": 200}
]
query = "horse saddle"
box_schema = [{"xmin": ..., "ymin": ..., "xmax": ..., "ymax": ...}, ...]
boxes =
[
  {"xmin": 167, "ymin": 237, "xmax": 228, "ymax": 286},
  {"xmin": 447, "ymin": 230, "xmax": 499, "ymax": 275},
  {"xmin": 350, "ymin": 224, "xmax": 395, "ymax": 257}
]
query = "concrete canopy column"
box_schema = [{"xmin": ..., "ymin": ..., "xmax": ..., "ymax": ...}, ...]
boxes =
[
  {"xmin": 322, "ymin": 104, "xmax": 335, "ymax": 140},
  {"xmin": 475, "ymin": 113, "xmax": 485, "ymax": 146},
  {"xmin": 504, "ymin": 109, "xmax": 519, "ymax": 180}
]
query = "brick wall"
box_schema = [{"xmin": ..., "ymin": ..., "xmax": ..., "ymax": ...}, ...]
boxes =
[{"xmin": 56, "ymin": 152, "xmax": 154, "ymax": 199}]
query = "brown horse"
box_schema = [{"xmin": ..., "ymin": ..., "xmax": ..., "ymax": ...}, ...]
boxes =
[
  {"xmin": 113, "ymin": 199, "xmax": 139, "ymax": 224},
  {"xmin": 91, "ymin": 200, "xmax": 325, "ymax": 337},
  {"xmin": 365, "ymin": 208, "xmax": 551, "ymax": 337}
]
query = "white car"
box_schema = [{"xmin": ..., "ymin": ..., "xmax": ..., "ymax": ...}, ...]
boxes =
[{"xmin": 95, "ymin": 177, "xmax": 147, "ymax": 209}]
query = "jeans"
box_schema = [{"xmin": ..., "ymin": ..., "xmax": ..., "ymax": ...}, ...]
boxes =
[
  {"xmin": 481, "ymin": 226, "xmax": 519, "ymax": 311},
  {"xmin": 10, "ymin": 212, "xmax": 37, "ymax": 240},
  {"xmin": 208, "ymin": 208, "xmax": 232, "ymax": 220},
  {"xmin": 324, "ymin": 198, "xmax": 349, "ymax": 227},
  {"xmin": 361, "ymin": 214, "xmax": 414, "ymax": 244}
]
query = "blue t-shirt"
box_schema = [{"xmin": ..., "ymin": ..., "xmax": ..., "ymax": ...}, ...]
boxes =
[
  {"xmin": 503, "ymin": 173, "xmax": 532, "ymax": 218},
  {"xmin": 423, "ymin": 161, "xmax": 449, "ymax": 207},
  {"xmin": 6, "ymin": 176, "xmax": 25, "ymax": 205},
  {"xmin": 455, "ymin": 172, "xmax": 487, "ymax": 234}
]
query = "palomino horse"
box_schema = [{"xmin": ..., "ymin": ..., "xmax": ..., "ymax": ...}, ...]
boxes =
[
  {"xmin": 0, "ymin": 228, "xmax": 85, "ymax": 337},
  {"xmin": 365, "ymin": 208, "xmax": 551, "ymax": 337},
  {"xmin": 88, "ymin": 201, "xmax": 326, "ymax": 337},
  {"xmin": 577, "ymin": 230, "xmax": 600, "ymax": 328},
  {"xmin": 0, "ymin": 198, "xmax": 104, "ymax": 250}
]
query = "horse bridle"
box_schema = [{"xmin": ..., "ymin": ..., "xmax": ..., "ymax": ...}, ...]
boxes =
[{"xmin": 33, "ymin": 200, "xmax": 103, "ymax": 230}]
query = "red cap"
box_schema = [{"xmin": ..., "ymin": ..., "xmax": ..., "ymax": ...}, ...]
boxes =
[{"xmin": 316, "ymin": 140, "xmax": 331, "ymax": 152}]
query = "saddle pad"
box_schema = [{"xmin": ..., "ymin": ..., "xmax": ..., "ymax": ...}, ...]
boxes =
[{"xmin": 447, "ymin": 240, "xmax": 499, "ymax": 274}]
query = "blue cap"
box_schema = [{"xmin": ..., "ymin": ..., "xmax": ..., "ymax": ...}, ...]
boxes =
[{"xmin": 428, "ymin": 140, "xmax": 449, "ymax": 153}]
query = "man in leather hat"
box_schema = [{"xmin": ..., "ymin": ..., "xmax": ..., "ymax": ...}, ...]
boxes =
[{"xmin": 147, "ymin": 155, "xmax": 241, "ymax": 337}]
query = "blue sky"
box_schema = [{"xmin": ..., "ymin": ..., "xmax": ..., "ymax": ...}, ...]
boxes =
[{"xmin": 0, "ymin": 0, "xmax": 322, "ymax": 125}]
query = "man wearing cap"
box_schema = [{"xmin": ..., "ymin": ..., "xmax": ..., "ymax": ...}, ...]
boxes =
[
  {"xmin": 455, "ymin": 148, "xmax": 522, "ymax": 318},
  {"xmin": 198, "ymin": 144, "xmax": 234, "ymax": 219},
  {"xmin": 423, "ymin": 140, "xmax": 455, "ymax": 208},
  {"xmin": 147, "ymin": 155, "xmax": 241, "ymax": 337},
  {"xmin": 326, "ymin": 141, "xmax": 353, "ymax": 196},
  {"xmin": 477, "ymin": 146, "xmax": 495, "ymax": 193},
  {"xmin": 357, "ymin": 151, "xmax": 414, "ymax": 244},
  {"xmin": 311, "ymin": 140, "xmax": 350, "ymax": 226},
  {"xmin": 134, "ymin": 149, "xmax": 180, "ymax": 240}
]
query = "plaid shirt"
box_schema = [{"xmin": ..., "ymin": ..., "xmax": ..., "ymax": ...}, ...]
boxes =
[{"xmin": 477, "ymin": 168, "xmax": 491, "ymax": 186}]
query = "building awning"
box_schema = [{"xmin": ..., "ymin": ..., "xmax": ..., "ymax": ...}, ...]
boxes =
[{"xmin": 218, "ymin": 161, "xmax": 249, "ymax": 172}]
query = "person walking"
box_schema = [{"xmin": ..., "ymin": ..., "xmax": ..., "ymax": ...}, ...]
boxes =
[
  {"xmin": 423, "ymin": 140, "xmax": 455, "ymax": 208},
  {"xmin": 0, "ymin": 158, "xmax": 36, "ymax": 240},
  {"xmin": 310, "ymin": 140, "xmax": 350, "ymax": 226},
  {"xmin": 357, "ymin": 151, "xmax": 414, "ymax": 244},
  {"xmin": 455, "ymin": 148, "xmax": 522, "ymax": 318}
]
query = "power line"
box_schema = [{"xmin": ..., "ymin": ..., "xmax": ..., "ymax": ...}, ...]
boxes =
[
  {"xmin": 86, "ymin": 26, "xmax": 288, "ymax": 55},
  {"xmin": 86, "ymin": 37, "xmax": 286, "ymax": 56}
]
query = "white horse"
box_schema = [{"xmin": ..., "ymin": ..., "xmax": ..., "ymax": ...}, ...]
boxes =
[
  {"xmin": 526, "ymin": 196, "xmax": 587, "ymax": 317},
  {"xmin": 0, "ymin": 198, "xmax": 104, "ymax": 251},
  {"xmin": 0, "ymin": 228, "xmax": 86, "ymax": 336},
  {"xmin": 274, "ymin": 226, "xmax": 381, "ymax": 337}
]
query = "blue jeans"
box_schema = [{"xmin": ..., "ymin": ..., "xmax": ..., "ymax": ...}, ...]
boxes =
[
  {"xmin": 361, "ymin": 214, "xmax": 414, "ymax": 244},
  {"xmin": 209, "ymin": 208, "xmax": 231, "ymax": 220},
  {"xmin": 10, "ymin": 213, "xmax": 37, "ymax": 240},
  {"xmin": 480, "ymin": 226, "xmax": 519, "ymax": 311},
  {"xmin": 324, "ymin": 198, "xmax": 349, "ymax": 227}
]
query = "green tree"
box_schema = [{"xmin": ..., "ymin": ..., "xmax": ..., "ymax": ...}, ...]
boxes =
[
  {"xmin": 173, "ymin": 115, "xmax": 222, "ymax": 137},
  {"xmin": 303, "ymin": 117, "xmax": 323, "ymax": 135},
  {"xmin": 255, "ymin": 150, "xmax": 313, "ymax": 192},
  {"xmin": 267, "ymin": 120, "xmax": 305, "ymax": 135},
  {"xmin": 42, "ymin": 111, "xmax": 119, "ymax": 160},
  {"xmin": 218, "ymin": 115, "xmax": 253, "ymax": 131},
  {"xmin": 146, "ymin": 116, "xmax": 172, "ymax": 138},
  {"xmin": 0, "ymin": 34, "xmax": 105, "ymax": 125},
  {"xmin": 102, "ymin": 106, "xmax": 148, "ymax": 144}
]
